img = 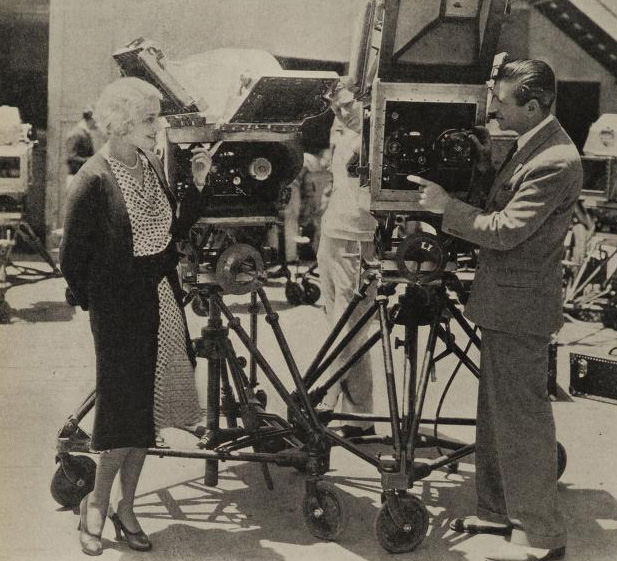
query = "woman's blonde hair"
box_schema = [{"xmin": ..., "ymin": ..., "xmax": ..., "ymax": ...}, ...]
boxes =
[{"xmin": 93, "ymin": 77, "xmax": 162, "ymax": 137}]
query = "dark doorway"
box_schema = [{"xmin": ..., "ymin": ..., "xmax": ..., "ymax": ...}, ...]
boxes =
[{"xmin": 556, "ymin": 81, "xmax": 600, "ymax": 153}]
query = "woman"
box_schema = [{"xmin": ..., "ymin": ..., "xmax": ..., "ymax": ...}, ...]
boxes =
[{"xmin": 61, "ymin": 77, "xmax": 211, "ymax": 555}]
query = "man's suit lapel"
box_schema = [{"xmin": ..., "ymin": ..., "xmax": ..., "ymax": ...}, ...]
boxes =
[{"xmin": 486, "ymin": 119, "xmax": 562, "ymax": 209}]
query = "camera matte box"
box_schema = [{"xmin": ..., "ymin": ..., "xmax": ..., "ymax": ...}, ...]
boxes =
[{"xmin": 569, "ymin": 352, "xmax": 617, "ymax": 404}]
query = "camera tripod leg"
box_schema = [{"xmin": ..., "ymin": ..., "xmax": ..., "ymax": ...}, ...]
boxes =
[
  {"xmin": 249, "ymin": 291, "xmax": 259, "ymax": 388},
  {"xmin": 376, "ymin": 292, "xmax": 403, "ymax": 464},
  {"xmin": 255, "ymin": 286, "xmax": 323, "ymax": 433},
  {"xmin": 220, "ymin": 361, "xmax": 238, "ymax": 428},
  {"xmin": 407, "ymin": 289, "xmax": 446, "ymax": 455},
  {"xmin": 204, "ymin": 354, "xmax": 222, "ymax": 487},
  {"xmin": 303, "ymin": 274, "xmax": 377, "ymax": 388},
  {"xmin": 310, "ymin": 329, "xmax": 381, "ymax": 406},
  {"xmin": 212, "ymin": 291, "xmax": 314, "ymax": 436},
  {"xmin": 16, "ymin": 221, "xmax": 61, "ymax": 275}
]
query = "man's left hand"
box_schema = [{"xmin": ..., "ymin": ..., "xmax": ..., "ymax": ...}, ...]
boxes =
[{"xmin": 408, "ymin": 175, "xmax": 451, "ymax": 214}]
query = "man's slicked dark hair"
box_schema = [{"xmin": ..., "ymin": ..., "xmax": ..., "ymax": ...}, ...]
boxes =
[{"xmin": 496, "ymin": 59, "xmax": 556, "ymax": 110}]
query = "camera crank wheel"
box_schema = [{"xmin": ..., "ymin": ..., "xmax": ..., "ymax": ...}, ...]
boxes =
[
  {"xmin": 216, "ymin": 244, "xmax": 265, "ymax": 295},
  {"xmin": 395, "ymin": 232, "xmax": 447, "ymax": 284},
  {"xmin": 374, "ymin": 493, "xmax": 429, "ymax": 553},
  {"xmin": 557, "ymin": 441, "xmax": 567, "ymax": 480},
  {"xmin": 50, "ymin": 453, "xmax": 96, "ymax": 508},
  {"xmin": 302, "ymin": 480, "xmax": 348, "ymax": 541}
]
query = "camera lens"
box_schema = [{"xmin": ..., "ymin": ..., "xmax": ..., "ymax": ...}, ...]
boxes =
[{"xmin": 248, "ymin": 157, "xmax": 273, "ymax": 181}]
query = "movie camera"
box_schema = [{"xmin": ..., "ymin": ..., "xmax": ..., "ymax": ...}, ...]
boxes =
[
  {"xmin": 0, "ymin": 106, "xmax": 60, "ymax": 322},
  {"xmin": 347, "ymin": 0, "xmax": 510, "ymax": 284},
  {"xmin": 113, "ymin": 38, "xmax": 338, "ymax": 293}
]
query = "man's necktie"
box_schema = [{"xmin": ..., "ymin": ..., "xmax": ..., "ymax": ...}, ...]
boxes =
[{"xmin": 497, "ymin": 142, "xmax": 518, "ymax": 174}]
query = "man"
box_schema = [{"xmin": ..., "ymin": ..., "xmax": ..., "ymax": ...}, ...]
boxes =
[
  {"xmin": 317, "ymin": 79, "xmax": 378, "ymax": 437},
  {"xmin": 66, "ymin": 107, "xmax": 97, "ymax": 175},
  {"xmin": 418, "ymin": 59, "xmax": 582, "ymax": 561}
]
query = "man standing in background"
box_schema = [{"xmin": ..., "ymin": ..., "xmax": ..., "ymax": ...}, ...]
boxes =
[{"xmin": 317, "ymin": 80, "xmax": 377, "ymax": 438}]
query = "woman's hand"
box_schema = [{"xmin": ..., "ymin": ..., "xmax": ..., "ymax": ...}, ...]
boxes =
[{"xmin": 191, "ymin": 145, "xmax": 214, "ymax": 191}]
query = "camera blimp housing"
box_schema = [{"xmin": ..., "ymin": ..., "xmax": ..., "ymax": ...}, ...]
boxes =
[
  {"xmin": 112, "ymin": 39, "xmax": 339, "ymax": 293},
  {"xmin": 348, "ymin": 0, "xmax": 510, "ymax": 215},
  {"xmin": 112, "ymin": 38, "xmax": 339, "ymax": 223},
  {"xmin": 343, "ymin": 0, "xmax": 510, "ymax": 283}
]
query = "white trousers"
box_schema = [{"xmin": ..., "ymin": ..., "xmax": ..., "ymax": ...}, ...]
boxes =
[{"xmin": 316, "ymin": 235, "xmax": 375, "ymax": 428}]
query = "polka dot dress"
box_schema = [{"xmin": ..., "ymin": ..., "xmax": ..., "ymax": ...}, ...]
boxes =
[{"xmin": 107, "ymin": 152, "xmax": 201, "ymax": 430}]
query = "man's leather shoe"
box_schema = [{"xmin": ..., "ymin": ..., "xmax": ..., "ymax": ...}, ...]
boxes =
[
  {"xmin": 450, "ymin": 516, "xmax": 512, "ymax": 536},
  {"xmin": 485, "ymin": 545, "xmax": 566, "ymax": 561}
]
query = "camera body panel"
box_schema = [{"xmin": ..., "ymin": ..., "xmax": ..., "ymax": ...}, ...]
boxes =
[{"xmin": 369, "ymin": 80, "xmax": 487, "ymax": 213}]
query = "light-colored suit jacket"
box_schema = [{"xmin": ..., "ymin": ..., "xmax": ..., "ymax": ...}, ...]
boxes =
[{"xmin": 442, "ymin": 118, "xmax": 583, "ymax": 336}]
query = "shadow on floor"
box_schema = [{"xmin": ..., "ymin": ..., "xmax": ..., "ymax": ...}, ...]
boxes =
[
  {"xmin": 119, "ymin": 523, "xmax": 286, "ymax": 561},
  {"xmin": 130, "ymin": 456, "xmax": 477, "ymax": 560},
  {"xmin": 8, "ymin": 300, "xmax": 76, "ymax": 323}
]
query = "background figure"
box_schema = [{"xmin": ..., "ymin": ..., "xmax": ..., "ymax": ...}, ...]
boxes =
[
  {"xmin": 281, "ymin": 151, "xmax": 332, "ymax": 262},
  {"xmin": 299, "ymin": 149, "xmax": 332, "ymax": 257},
  {"xmin": 418, "ymin": 59, "xmax": 582, "ymax": 561},
  {"xmin": 63, "ymin": 107, "xmax": 98, "ymax": 226},
  {"xmin": 66, "ymin": 107, "xmax": 97, "ymax": 175},
  {"xmin": 317, "ymin": 81, "xmax": 377, "ymax": 438},
  {"xmin": 61, "ymin": 77, "xmax": 211, "ymax": 556}
]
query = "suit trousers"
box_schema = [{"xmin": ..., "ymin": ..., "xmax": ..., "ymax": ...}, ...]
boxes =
[
  {"xmin": 476, "ymin": 327, "xmax": 566, "ymax": 549},
  {"xmin": 317, "ymin": 235, "xmax": 375, "ymax": 429}
]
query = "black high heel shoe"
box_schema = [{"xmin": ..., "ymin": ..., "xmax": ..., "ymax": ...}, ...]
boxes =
[
  {"xmin": 78, "ymin": 495, "xmax": 103, "ymax": 556},
  {"xmin": 108, "ymin": 511, "xmax": 152, "ymax": 551}
]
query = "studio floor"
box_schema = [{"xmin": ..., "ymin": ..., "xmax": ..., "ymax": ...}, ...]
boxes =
[{"xmin": 0, "ymin": 265, "xmax": 616, "ymax": 561}]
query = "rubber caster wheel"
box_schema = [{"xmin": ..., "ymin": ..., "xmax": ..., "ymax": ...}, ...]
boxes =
[
  {"xmin": 446, "ymin": 461, "xmax": 459, "ymax": 474},
  {"xmin": 302, "ymin": 282, "xmax": 320, "ymax": 305},
  {"xmin": 302, "ymin": 481, "xmax": 348, "ymax": 541},
  {"xmin": 51, "ymin": 454, "xmax": 96, "ymax": 508},
  {"xmin": 374, "ymin": 493, "xmax": 429, "ymax": 553},
  {"xmin": 557, "ymin": 441, "xmax": 567, "ymax": 480},
  {"xmin": 285, "ymin": 282, "xmax": 304, "ymax": 306},
  {"xmin": 191, "ymin": 295, "xmax": 209, "ymax": 317},
  {"xmin": 65, "ymin": 286, "xmax": 77, "ymax": 306}
]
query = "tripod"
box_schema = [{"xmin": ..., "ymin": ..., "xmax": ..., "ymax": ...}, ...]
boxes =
[
  {"xmin": 0, "ymin": 214, "xmax": 62, "ymax": 322},
  {"xmin": 301, "ymin": 266, "xmax": 482, "ymax": 552},
  {"xmin": 192, "ymin": 283, "xmax": 329, "ymax": 488},
  {"xmin": 55, "ymin": 276, "xmax": 349, "ymax": 538}
]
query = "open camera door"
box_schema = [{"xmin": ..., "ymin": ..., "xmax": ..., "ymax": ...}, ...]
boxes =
[{"xmin": 348, "ymin": 0, "xmax": 385, "ymax": 99}]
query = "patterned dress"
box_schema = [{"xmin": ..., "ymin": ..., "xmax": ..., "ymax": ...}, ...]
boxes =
[{"xmin": 106, "ymin": 152, "xmax": 201, "ymax": 430}]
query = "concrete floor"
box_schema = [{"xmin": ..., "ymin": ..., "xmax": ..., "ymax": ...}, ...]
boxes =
[{"xmin": 1, "ymin": 267, "xmax": 616, "ymax": 561}]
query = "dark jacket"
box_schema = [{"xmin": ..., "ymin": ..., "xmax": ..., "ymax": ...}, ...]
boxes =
[
  {"xmin": 66, "ymin": 122, "xmax": 95, "ymax": 174},
  {"xmin": 60, "ymin": 149, "xmax": 201, "ymax": 450}
]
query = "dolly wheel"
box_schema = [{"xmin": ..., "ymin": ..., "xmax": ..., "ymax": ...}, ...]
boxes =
[
  {"xmin": 302, "ymin": 481, "xmax": 348, "ymax": 541},
  {"xmin": 302, "ymin": 282, "xmax": 321, "ymax": 305},
  {"xmin": 374, "ymin": 493, "xmax": 429, "ymax": 553},
  {"xmin": 557, "ymin": 441, "xmax": 567, "ymax": 480},
  {"xmin": 285, "ymin": 282, "xmax": 304, "ymax": 306},
  {"xmin": 191, "ymin": 294, "xmax": 209, "ymax": 317},
  {"xmin": 50, "ymin": 454, "xmax": 97, "ymax": 508}
]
